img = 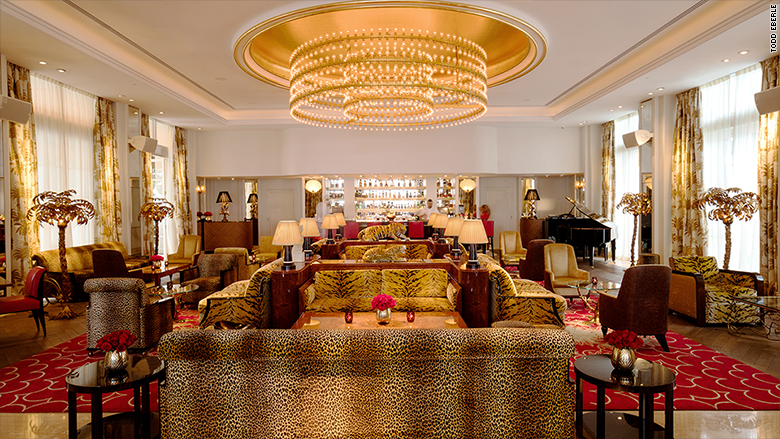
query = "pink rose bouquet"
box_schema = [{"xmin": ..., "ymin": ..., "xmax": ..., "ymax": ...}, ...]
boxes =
[
  {"xmin": 96, "ymin": 330, "xmax": 137, "ymax": 352},
  {"xmin": 370, "ymin": 293, "xmax": 396, "ymax": 311},
  {"xmin": 604, "ymin": 329, "xmax": 642, "ymax": 350},
  {"xmin": 150, "ymin": 255, "xmax": 164, "ymax": 262}
]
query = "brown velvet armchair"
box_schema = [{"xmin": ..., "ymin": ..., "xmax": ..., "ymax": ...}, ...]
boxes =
[
  {"xmin": 92, "ymin": 249, "xmax": 144, "ymax": 279},
  {"xmin": 600, "ymin": 264, "xmax": 672, "ymax": 351},
  {"xmin": 518, "ymin": 239, "xmax": 554, "ymax": 281}
]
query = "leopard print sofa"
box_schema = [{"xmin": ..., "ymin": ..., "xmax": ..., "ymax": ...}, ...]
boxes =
[{"xmin": 158, "ymin": 327, "xmax": 575, "ymax": 439}]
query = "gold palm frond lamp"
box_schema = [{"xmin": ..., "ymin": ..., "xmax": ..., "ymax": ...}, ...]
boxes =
[
  {"xmin": 27, "ymin": 190, "xmax": 95, "ymax": 319},
  {"xmin": 139, "ymin": 198, "xmax": 175, "ymax": 257},
  {"xmin": 694, "ymin": 187, "xmax": 759, "ymax": 270},
  {"xmin": 617, "ymin": 192, "xmax": 652, "ymax": 267}
]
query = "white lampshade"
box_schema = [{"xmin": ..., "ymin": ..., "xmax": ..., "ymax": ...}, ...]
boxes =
[
  {"xmin": 272, "ymin": 220, "xmax": 303, "ymax": 245},
  {"xmin": 427, "ymin": 212, "xmax": 439, "ymax": 226},
  {"xmin": 333, "ymin": 212, "xmax": 346, "ymax": 226},
  {"xmin": 459, "ymin": 178, "xmax": 476, "ymax": 192},
  {"xmin": 305, "ymin": 179, "xmax": 322, "ymax": 193},
  {"xmin": 444, "ymin": 217, "xmax": 464, "ymax": 236},
  {"xmin": 433, "ymin": 214, "xmax": 449, "ymax": 229},
  {"xmin": 322, "ymin": 214, "xmax": 339, "ymax": 230},
  {"xmin": 299, "ymin": 217, "xmax": 320, "ymax": 237},
  {"xmin": 459, "ymin": 219, "xmax": 488, "ymax": 244}
]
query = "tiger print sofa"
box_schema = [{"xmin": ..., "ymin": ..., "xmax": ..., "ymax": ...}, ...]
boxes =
[
  {"xmin": 198, "ymin": 258, "xmax": 283, "ymax": 329},
  {"xmin": 341, "ymin": 243, "xmax": 433, "ymax": 261},
  {"xmin": 158, "ymin": 327, "xmax": 575, "ymax": 439},
  {"xmin": 479, "ymin": 254, "xmax": 567, "ymax": 328},
  {"xmin": 301, "ymin": 268, "xmax": 459, "ymax": 313},
  {"xmin": 669, "ymin": 256, "xmax": 763, "ymax": 326}
]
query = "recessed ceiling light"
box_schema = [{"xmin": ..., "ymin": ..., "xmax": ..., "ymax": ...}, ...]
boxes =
[
  {"xmin": 38, "ymin": 61, "xmax": 47, "ymax": 65},
  {"xmin": 618, "ymin": 105, "xmax": 623, "ymax": 109},
  {"xmin": 648, "ymin": 92, "xmax": 654, "ymax": 95},
  {"xmin": 129, "ymin": 99, "xmax": 134, "ymax": 102},
  {"xmin": 657, "ymin": 87, "xmax": 665, "ymax": 91},
  {"xmin": 118, "ymin": 94, "xmax": 126, "ymax": 98},
  {"xmin": 57, "ymin": 68, "xmax": 66, "ymax": 73},
  {"xmin": 159, "ymin": 111, "xmax": 164, "ymax": 114},
  {"xmin": 197, "ymin": 127, "xmax": 202, "ymax": 130},
  {"xmin": 722, "ymin": 58, "xmax": 730, "ymax": 63},
  {"xmin": 739, "ymin": 50, "xmax": 749, "ymax": 55},
  {"xmin": 610, "ymin": 109, "xmax": 614, "ymax": 112}
]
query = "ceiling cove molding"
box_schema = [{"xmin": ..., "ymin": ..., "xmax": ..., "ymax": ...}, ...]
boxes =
[
  {"xmin": 550, "ymin": 0, "xmax": 766, "ymax": 121},
  {"xmin": 1, "ymin": 0, "xmax": 229, "ymax": 125}
]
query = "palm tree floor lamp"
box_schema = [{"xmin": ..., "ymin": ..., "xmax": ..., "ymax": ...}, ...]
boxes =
[
  {"xmin": 27, "ymin": 190, "xmax": 95, "ymax": 319},
  {"xmin": 617, "ymin": 192, "xmax": 652, "ymax": 267},
  {"xmin": 694, "ymin": 187, "xmax": 759, "ymax": 270},
  {"xmin": 139, "ymin": 198, "xmax": 175, "ymax": 256}
]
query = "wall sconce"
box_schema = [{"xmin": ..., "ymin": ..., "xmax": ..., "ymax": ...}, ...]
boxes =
[
  {"xmin": 322, "ymin": 214, "xmax": 338, "ymax": 244},
  {"xmin": 459, "ymin": 219, "xmax": 488, "ymax": 269},
  {"xmin": 574, "ymin": 181, "xmax": 585, "ymax": 190},
  {"xmin": 299, "ymin": 217, "xmax": 320, "ymax": 259},
  {"xmin": 216, "ymin": 191, "xmax": 232, "ymax": 221},
  {"xmin": 272, "ymin": 220, "xmax": 303, "ymax": 270},
  {"xmin": 524, "ymin": 189, "xmax": 540, "ymax": 219},
  {"xmin": 196, "ymin": 184, "xmax": 206, "ymax": 194},
  {"xmin": 444, "ymin": 217, "xmax": 464, "ymax": 257},
  {"xmin": 247, "ymin": 193, "xmax": 258, "ymax": 219}
]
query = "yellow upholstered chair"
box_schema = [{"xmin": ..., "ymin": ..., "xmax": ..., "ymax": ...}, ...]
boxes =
[
  {"xmin": 168, "ymin": 235, "xmax": 201, "ymax": 266},
  {"xmin": 543, "ymin": 243, "xmax": 589, "ymax": 296},
  {"xmin": 499, "ymin": 231, "xmax": 527, "ymax": 267},
  {"xmin": 255, "ymin": 236, "xmax": 282, "ymax": 265},
  {"xmin": 214, "ymin": 247, "xmax": 260, "ymax": 281}
]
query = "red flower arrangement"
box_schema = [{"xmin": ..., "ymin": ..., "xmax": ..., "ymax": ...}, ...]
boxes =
[
  {"xmin": 370, "ymin": 294, "xmax": 396, "ymax": 311},
  {"xmin": 604, "ymin": 329, "xmax": 642, "ymax": 349},
  {"xmin": 150, "ymin": 254, "xmax": 164, "ymax": 262},
  {"xmin": 204, "ymin": 211, "xmax": 213, "ymax": 217},
  {"xmin": 96, "ymin": 330, "xmax": 137, "ymax": 352}
]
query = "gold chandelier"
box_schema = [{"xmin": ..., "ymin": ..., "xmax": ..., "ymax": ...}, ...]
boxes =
[{"xmin": 289, "ymin": 28, "xmax": 487, "ymax": 130}]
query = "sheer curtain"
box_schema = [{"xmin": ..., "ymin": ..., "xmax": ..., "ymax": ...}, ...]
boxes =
[
  {"xmin": 149, "ymin": 119, "xmax": 176, "ymax": 257},
  {"xmin": 700, "ymin": 64, "xmax": 761, "ymax": 271},
  {"xmin": 612, "ymin": 112, "xmax": 640, "ymax": 262},
  {"xmin": 31, "ymin": 73, "xmax": 97, "ymax": 251}
]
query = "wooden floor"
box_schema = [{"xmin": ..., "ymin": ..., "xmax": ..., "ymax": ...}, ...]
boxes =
[{"xmin": 2, "ymin": 258, "xmax": 777, "ymax": 377}]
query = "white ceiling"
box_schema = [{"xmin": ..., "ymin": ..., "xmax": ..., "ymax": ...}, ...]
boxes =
[{"xmin": 0, "ymin": 0, "xmax": 771, "ymax": 130}]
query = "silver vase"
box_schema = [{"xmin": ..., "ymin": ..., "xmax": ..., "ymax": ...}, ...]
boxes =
[
  {"xmin": 376, "ymin": 308, "xmax": 392, "ymax": 325},
  {"xmin": 610, "ymin": 347, "xmax": 636, "ymax": 371},
  {"xmin": 104, "ymin": 350, "xmax": 129, "ymax": 373}
]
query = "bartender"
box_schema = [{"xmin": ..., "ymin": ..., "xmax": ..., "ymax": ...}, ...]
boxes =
[{"xmin": 418, "ymin": 199, "xmax": 439, "ymax": 221}]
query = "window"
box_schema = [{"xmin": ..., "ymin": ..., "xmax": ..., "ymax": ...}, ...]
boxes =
[
  {"xmin": 700, "ymin": 64, "xmax": 761, "ymax": 271},
  {"xmin": 612, "ymin": 112, "xmax": 640, "ymax": 262}
]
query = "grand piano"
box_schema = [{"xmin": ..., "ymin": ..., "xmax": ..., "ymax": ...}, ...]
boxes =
[{"xmin": 544, "ymin": 197, "xmax": 618, "ymax": 267}]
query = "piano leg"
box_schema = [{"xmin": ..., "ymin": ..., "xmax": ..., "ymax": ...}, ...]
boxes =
[
  {"xmin": 588, "ymin": 246, "xmax": 595, "ymax": 268},
  {"xmin": 611, "ymin": 240, "xmax": 616, "ymax": 262}
]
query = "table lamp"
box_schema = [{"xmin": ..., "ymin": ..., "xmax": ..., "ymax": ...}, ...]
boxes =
[
  {"xmin": 322, "ymin": 214, "xmax": 338, "ymax": 244},
  {"xmin": 444, "ymin": 217, "xmax": 464, "ymax": 257},
  {"xmin": 216, "ymin": 191, "xmax": 232, "ymax": 221},
  {"xmin": 272, "ymin": 220, "xmax": 303, "ymax": 270},
  {"xmin": 333, "ymin": 212, "xmax": 346, "ymax": 239},
  {"xmin": 459, "ymin": 219, "xmax": 488, "ymax": 269},
  {"xmin": 246, "ymin": 193, "xmax": 258, "ymax": 219},
  {"xmin": 300, "ymin": 217, "xmax": 320, "ymax": 259},
  {"xmin": 524, "ymin": 189, "xmax": 540, "ymax": 219},
  {"xmin": 433, "ymin": 213, "xmax": 450, "ymax": 244},
  {"xmin": 427, "ymin": 213, "xmax": 440, "ymax": 239}
]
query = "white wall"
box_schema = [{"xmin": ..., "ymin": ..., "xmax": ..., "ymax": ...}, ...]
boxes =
[{"xmin": 496, "ymin": 127, "xmax": 582, "ymax": 175}]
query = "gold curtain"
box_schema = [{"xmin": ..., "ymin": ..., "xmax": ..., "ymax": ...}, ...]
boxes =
[
  {"xmin": 173, "ymin": 127, "xmax": 193, "ymax": 235},
  {"xmin": 758, "ymin": 55, "xmax": 779, "ymax": 294},
  {"xmin": 6, "ymin": 62, "xmax": 40, "ymax": 295},
  {"xmin": 140, "ymin": 113, "xmax": 154, "ymax": 256},
  {"xmin": 93, "ymin": 97, "xmax": 122, "ymax": 242},
  {"xmin": 601, "ymin": 121, "xmax": 615, "ymax": 219},
  {"xmin": 671, "ymin": 87, "xmax": 707, "ymax": 256}
]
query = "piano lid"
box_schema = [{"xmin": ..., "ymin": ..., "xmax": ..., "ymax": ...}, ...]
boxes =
[{"xmin": 565, "ymin": 197, "xmax": 618, "ymax": 238}]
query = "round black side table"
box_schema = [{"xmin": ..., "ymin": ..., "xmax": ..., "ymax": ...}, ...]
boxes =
[
  {"xmin": 575, "ymin": 354, "xmax": 676, "ymax": 439},
  {"xmin": 66, "ymin": 354, "xmax": 165, "ymax": 439}
]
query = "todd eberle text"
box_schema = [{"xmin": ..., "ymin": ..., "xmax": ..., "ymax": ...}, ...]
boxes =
[{"xmin": 771, "ymin": 4, "xmax": 777, "ymax": 53}]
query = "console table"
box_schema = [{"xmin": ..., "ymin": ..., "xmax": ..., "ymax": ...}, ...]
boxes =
[{"xmin": 200, "ymin": 220, "xmax": 253, "ymax": 251}]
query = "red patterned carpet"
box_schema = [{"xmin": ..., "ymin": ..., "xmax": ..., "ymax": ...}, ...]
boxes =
[{"xmin": 1, "ymin": 304, "xmax": 778, "ymax": 413}]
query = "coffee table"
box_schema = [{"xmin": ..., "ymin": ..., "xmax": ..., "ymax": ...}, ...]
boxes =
[
  {"xmin": 140, "ymin": 263, "xmax": 189, "ymax": 287},
  {"xmin": 148, "ymin": 284, "xmax": 198, "ymax": 321},
  {"xmin": 575, "ymin": 354, "xmax": 675, "ymax": 439},
  {"xmin": 66, "ymin": 354, "xmax": 164, "ymax": 439},
  {"xmin": 728, "ymin": 295, "xmax": 780, "ymax": 339},
  {"xmin": 292, "ymin": 311, "xmax": 468, "ymax": 329},
  {"xmin": 568, "ymin": 280, "xmax": 620, "ymax": 325}
]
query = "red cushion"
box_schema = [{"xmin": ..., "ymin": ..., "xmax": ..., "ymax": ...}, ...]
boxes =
[{"xmin": 0, "ymin": 296, "xmax": 40, "ymax": 313}]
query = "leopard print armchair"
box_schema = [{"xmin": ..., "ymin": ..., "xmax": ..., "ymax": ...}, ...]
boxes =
[
  {"xmin": 180, "ymin": 253, "xmax": 240, "ymax": 304},
  {"xmin": 84, "ymin": 277, "xmax": 173, "ymax": 352},
  {"xmin": 158, "ymin": 328, "xmax": 575, "ymax": 439}
]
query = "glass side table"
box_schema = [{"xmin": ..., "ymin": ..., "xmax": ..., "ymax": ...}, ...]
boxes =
[{"xmin": 568, "ymin": 280, "xmax": 621, "ymax": 325}]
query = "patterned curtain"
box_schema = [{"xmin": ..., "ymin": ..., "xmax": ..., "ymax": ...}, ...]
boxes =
[
  {"xmin": 758, "ymin": 55, "xmax": 779, "ymax": 294},
  {"xmin": 140, "ymin": 113, "xmax": 154, "ymax": 256},
  {"xmin": 6, "ymin": 62, "xmax": 40, "ymax": 295},
  {"xmin": 671, "ymin": 88, "xmax": 708, "ymax": 256},
  {"xmin": 601, "ymin": 121, "xmax": 615, "ymax": 219},
  {"xmin": 93, "ymin": 97, "xmax": 122, "ymax": 242},
  {"xmin": 173, "ymin": 127, "xmax": 193, "ymax": 235}
]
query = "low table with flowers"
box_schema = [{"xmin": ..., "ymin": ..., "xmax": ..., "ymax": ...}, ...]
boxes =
[
  {"xmin": 140, "ymin": 260, "xmax": 189, "ymax": 287},
  {"xmin": 66, "ymin": 331, "xmax": 165, "ymax": 438},
  {"xmin": 575, "ymin": 329, "xmax": 676, "ymax": 439}
]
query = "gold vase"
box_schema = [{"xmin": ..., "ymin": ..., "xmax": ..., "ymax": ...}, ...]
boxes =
[
  {"xmin": 610, "ymin": 347, "xmax": 636, "ymax": 371},
  {"xmin": 104, "ymin": 349, "xmax": 129, "ymax": 373},
  {"xmin": 376, "ymin": 308, "xmax": 392, "ymax": 325}
]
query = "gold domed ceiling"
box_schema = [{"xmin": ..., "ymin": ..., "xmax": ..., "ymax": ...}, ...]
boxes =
[{"xmin": 234, "ymin": 1, "xmax": 547, "ymax": 130}]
